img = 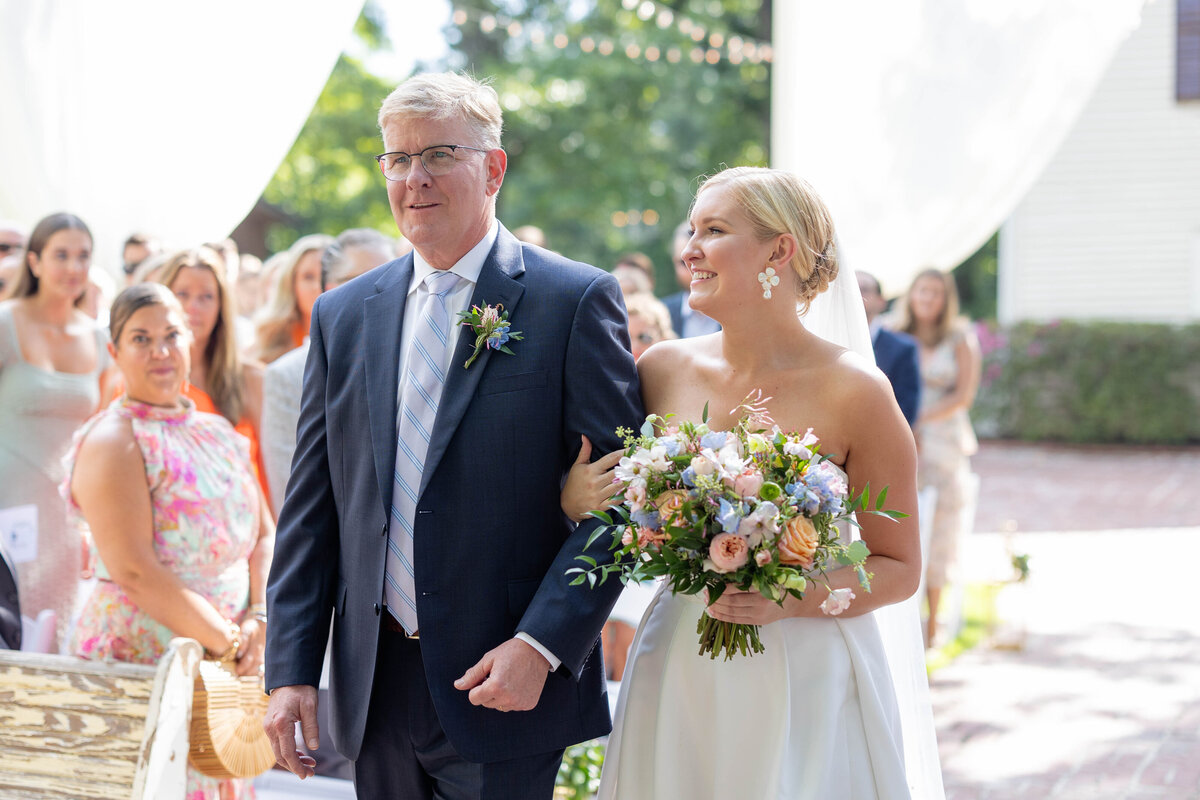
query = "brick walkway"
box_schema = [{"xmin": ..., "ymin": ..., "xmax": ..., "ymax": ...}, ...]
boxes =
[{"xmin": 933, "ymin": 441, "xmax": 1200, "ymax": 799}]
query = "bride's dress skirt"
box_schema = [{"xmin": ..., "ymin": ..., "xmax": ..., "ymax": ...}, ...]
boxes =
[{"xmin": 597, "ymin": 588, "xmax": 911, "ymax": 799}]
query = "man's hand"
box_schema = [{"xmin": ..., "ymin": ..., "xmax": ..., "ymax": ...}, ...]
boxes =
[
  {"xmin": 263, "ymin": 684, "xmax": 320, "ymax": 779},
  {"xmin": 454, "ymin": 638, "xmax": 551, "ymax": 712}
]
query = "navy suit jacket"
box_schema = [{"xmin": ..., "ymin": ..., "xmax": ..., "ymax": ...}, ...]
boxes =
[
  {"xmin": 662, "ymin": 291, "xmax": 686, "ymax": 339},
  {"xmin": 872, "ymin": 327, "xmax": 921, "ymax": 425},
  {"xmin": 0, "ymin": 544, "xmax": 19, "ymax": 650},
  {"xmin": 265, "ymin": 225, "xmax": 643, "ymax": 763}
]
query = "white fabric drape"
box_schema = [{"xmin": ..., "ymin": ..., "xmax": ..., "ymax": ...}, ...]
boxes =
[
  {"xmin": 0, "ymin": 0, "xmax": 363, "ymax": 271},
  {"xmin": 772, "ymin": 0, "xmax": 1146, "ymax": 296}
]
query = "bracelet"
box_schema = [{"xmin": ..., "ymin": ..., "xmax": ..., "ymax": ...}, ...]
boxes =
[
  {"xmin": 246, "ymin": 603, "xmax": 268, "ymax": 624},
  {"xmin": 209, "ymin": 618, "xmax": 242, "ymax": 664}
]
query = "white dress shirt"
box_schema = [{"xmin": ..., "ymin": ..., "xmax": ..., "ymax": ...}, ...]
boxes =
[{"xmin": 397, "ymin": 222, "xmax": 561, "ymax": 671}]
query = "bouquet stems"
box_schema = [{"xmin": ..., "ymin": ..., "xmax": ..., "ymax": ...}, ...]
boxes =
[{"xmin": 697, "ymin": 612, "xmax": 764, "ymax": 660}]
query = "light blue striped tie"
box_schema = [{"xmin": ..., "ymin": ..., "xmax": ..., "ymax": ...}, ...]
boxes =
[{"xmin": 385, "ymin": 270, "xmax": 462, "ymax": 634}]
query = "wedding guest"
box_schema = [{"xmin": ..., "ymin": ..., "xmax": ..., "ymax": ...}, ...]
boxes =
[
  {"xmin": 262, "ymin": 228, "xmax": 394, "ymax": 515},
  {"xmin": 612, "ymin": 252, "xmax": 656, "ymax": 297},
  {"xmin": 252, "ymin": 234, "xmax": 333, "ymax": 364},
  {"xmin": 234, "ymin": 253, "xmax": 264, "ymax": 350},
  {"xmin": 0, "ymin": 213, "xmax": 113, "ymax": 651},
  {"xmin": 0, "ymin": 254, "xmax": 20, "ymax": 297},
  {"xmin": 65, "ymin": 282, "xmax": 273, "ymax": 800},
  {"xmin": 0, "ymin": 221, "xmax": 27, "ymax": 261},
  {"xmin": 898, "ymin": 267, "xmax": 982, "ymax": 647},
  {"xmin": 624, "ymin": 291, "xmax": 676, "ymax": 362},
  {"xmin": 857, "ymin": 270, "xmax": 921, "ymax": 425},
  {"xmin": 157, "ymin": 247, "xmax": 269, "ymax": 500},
  {"xmin": 660, "ymin": 220, "xmax": 720, "ymax": 338},
  {"xmin": 120, "ymin": 232, "xmax": 161, "ymax": 286}
]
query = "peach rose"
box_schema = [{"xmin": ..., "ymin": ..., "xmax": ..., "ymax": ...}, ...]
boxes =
[
  {"xmin": 732, "ymin": 469, "xmax": 765, "ymax": 499},
  {"xmin": 621, "ymin": 527, "xmax": 635, "ymax": 547},
  {"xmin": 778, "ymin": 515, "xmax": 819, "ymax": 568},
  {"xmin": 755, "ymin": 549, "xmax": 772, "ymax": 567},
  {"xmin": 708, "ymin": 533, "xmax": 750, "ymax": 573},
  {"xmin": 655, "ymin": 489, "xmax": 688, "ymax": 525},
  {"xmin": 637, "ymin": 526, "xmax": 669, "ymax": 548}
]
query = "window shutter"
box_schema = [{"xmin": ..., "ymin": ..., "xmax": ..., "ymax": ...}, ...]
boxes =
[{"xmin": 1180, "ymin": 0, "xmax": 1200, "ymax": 100}]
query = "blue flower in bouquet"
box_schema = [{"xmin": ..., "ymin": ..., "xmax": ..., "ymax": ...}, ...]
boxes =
[
  {"xmin": 700, "ymin": 431, "xmax": 729, "ymax": 451},
  {"xmin": 785, "ymin": 481, "xmax": 822, "ymax": 516},
  {"xmin": 657, "ymin": 436, "xmax": 683, "ymax": 457},
  {"xmin": 630, "ymin": 507, "xmax": 662, "ymax": 530},
  {"xmin": 716, "ymin": 498, "xmax": 743, "ymax": 533},
  {"xmin": 681, "ymin": 466, "xmax": 696, "ymax": 487}
]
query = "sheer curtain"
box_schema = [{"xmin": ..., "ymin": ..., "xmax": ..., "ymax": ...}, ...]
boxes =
[
  {"xmin": 0, "ymin": 0, "xmax": 363, "ymax": 269},
  {"xmin": 772, "ymin": 0, "xmax": 1146, "ymax": 294}
]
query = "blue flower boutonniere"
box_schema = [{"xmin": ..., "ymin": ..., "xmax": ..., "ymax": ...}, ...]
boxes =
[{"xmin": 456, "ymin": 303, "xmax": 523, "ymax": 368}]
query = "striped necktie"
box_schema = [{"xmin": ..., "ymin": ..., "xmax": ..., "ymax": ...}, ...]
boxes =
[{"xmin": 385, "ymin": 269, "xmax": 462, "ymax": 634}]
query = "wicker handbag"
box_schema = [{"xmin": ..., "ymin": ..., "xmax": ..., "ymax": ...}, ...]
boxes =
[{"xmin": 188, "ymin": 659, "xmax": 275, "ymax": 779}]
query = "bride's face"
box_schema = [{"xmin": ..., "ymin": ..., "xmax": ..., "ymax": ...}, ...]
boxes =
[{"xmin": 682, "ymin": 184, "xmax": 783, "ymax": 316}]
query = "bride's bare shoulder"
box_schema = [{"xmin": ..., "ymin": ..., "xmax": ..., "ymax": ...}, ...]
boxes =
[
  {"xmin": 824, "ymin": 346, "xmax": 899, "ymax": 413},
  {"xmin": 636, "ymin": 334, "xmax": 718, "ymax": 410}
]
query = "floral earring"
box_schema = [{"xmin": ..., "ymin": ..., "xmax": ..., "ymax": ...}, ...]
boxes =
[{"xmin": 758, "ymin": 267, "xmax": 780, "ymax": 299}]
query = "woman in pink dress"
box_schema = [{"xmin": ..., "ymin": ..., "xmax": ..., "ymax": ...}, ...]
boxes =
[{"xmin": 64, "ymin": 283, "xmax": 274, "ymax": 800}]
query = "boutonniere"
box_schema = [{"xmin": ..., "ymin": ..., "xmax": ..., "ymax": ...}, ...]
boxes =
[{"xmin": 456, "ymin": 303, "xmax": 524, "ymax": 368}]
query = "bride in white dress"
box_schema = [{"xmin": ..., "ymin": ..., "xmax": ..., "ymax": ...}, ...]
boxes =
[{"xmin": 567, "ymin": 167, "xmax": 940, "ymax": 799}]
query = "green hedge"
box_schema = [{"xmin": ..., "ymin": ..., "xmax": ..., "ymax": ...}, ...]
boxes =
[{"xmin": 972, "ymin": 320, "xmax": 1200, "ymax": 444}]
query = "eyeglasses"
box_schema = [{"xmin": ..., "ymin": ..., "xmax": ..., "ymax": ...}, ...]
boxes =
[
  {"xmin": 374, "ymin": 144, "xmax": 488, "ymax": 181},
  {"xmin": 635, "ymin": 332, "xmax": 659, "ymax": 345},
  {"xmin": 0, "ymin": 242, "xmax": 22, "ymax": 253}
]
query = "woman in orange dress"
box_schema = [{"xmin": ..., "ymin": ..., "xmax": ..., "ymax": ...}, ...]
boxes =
[{"xmin": 157, "ymin": 247, "xmax": 269, "ymax": 500}]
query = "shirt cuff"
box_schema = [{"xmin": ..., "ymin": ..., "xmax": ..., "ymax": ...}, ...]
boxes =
[{"xmin": 515, "ymin": 632, "xmax": 561, "ymax": 672}]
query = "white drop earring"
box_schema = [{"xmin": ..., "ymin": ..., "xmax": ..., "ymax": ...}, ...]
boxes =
[{"xmin": 758, "ymin": 267, "xmax": 780, "ymax": 299}]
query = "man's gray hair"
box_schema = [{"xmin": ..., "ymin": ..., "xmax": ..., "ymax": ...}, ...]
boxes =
[{"xmin": 377, "ymin": 72, "xmax": 503, "ymax": 150}]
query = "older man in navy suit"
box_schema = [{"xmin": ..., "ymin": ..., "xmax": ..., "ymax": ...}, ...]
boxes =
[
  {"xmin": 264, "ymin": 72, "xmax": 643, "ymax": 799},
  {"xmin": 857, "ymin": 270, "xmax": 921, "ymax": 425}
]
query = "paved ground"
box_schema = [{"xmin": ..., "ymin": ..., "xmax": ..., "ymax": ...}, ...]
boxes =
[{"xmin": 933, "ymin": 440, "xmax": 1200, "ymax": 799}]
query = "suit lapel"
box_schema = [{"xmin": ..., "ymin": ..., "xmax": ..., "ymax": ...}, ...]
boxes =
[
  {"xmin": 419, "ymin": 228, "xmax": 526, "ymax": 496},
  {"xmin": 364, "ymin": 256, "xmax": 415, "ymax": 514}
]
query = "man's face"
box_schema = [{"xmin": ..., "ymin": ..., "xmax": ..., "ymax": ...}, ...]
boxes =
[
  {"xmin": 381, "ymin": 115, "xmax": 505, "ymax": 270},
  {"xmin": 857, "ymin": 273, "xmax": 886, "ymax": 321}
]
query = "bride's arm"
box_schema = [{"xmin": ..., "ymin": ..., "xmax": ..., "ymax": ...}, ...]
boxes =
[
  {"xmin": 560, "ymin": 435, "xmax": 623, "ymax": 522},
  {"xmin": 707, "ymin": 366, "xmax": 922, "ymax": 624}
]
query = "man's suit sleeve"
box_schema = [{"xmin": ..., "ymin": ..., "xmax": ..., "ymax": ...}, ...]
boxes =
[
  {"xmin": 264, "ymin": 298, "xmax": 339, "ymax": 691},
  {"xmin": 893, "ymin": 335, "xmax": 922, "ymax": 425},
  {"xmin": 515, "ymin": 272, "xmax": 644, "ymax": 679}
]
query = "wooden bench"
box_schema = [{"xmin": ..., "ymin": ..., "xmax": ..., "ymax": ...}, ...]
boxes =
[{"xmin": 0, "ymin": 638, "xmax": 202, "ymax": 800}]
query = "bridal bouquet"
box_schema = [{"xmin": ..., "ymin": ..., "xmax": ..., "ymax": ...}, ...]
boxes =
[{"xmin": 568, "ymin": 393, "xmax": 903, "ymax": 660}]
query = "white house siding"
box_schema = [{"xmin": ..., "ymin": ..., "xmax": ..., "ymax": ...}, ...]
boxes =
[{"xmin": 1000, "ymin": 0, "xmax": 1200, "ymax": 324}]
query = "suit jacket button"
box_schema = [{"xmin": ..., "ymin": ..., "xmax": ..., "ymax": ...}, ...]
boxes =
[
  {"xmin": 373, "ymin": 603, "xmax": 381, "ymax": 615},
  {"xmin": 381, "ymin": 524, "xmax": 387, "ymax": 536}
]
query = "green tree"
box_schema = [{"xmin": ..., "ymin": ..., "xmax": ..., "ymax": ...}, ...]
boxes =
[
  {"xmin": 954, "ymin": 231, "xmax": 998, "ymax": 321},
  {"xmin": 257, "ymin": 7, "xmax": 398, "ymax": 254}
]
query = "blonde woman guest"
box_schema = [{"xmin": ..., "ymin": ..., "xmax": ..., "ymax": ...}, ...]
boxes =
[
  {"xmin": 897, "ymin": 268, "xmax": 981, "ymax": 646},
  {"xmin": 65, "ymin": 283, "xmax": 273, "ymax": 800},
  {"xmin": 624, "ymin": 291, "xmax": 677, "ymax": 362},
  {"xmin": 157, "ymin": 247, "xmax": 270, "ymax": 500},
  {"xmin": 0, "ymin": 213, "xmax": 114, "ymax": 650},
  {"xmin": 253, "ymin": 234, "xmax": 332, "ymax": 364}
]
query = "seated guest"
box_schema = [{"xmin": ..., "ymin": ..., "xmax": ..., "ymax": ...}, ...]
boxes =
[
  {"xmin": 252, "ymin": 234, "xmax": 333, "ymax": 364},
  {"xmin": 612, "ymin": 251, "xmax": 656, "ymax": 298},
  {"xmin": 857, "ymin": 270, "xmax": 921, "ymax": 425},
  {"xmin": 157, "ymin": 247, "xmax": 269, "ymax": 500},
  {"xmin": 262, "ymin": 228, "xmax": 394, "ymax": 515},
  {"xmin": 64, "ymin": 283, "xmax": 273, "ymax": 800}
]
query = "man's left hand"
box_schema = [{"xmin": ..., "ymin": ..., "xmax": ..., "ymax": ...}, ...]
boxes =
[{"xmin": 454, "ymin": 638, "xmax": 551, "ymax": 712}]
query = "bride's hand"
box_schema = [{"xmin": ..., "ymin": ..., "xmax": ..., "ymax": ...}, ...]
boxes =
[
  {"xmin": 561, "ymin": 435, "xmax": 623, "ymax": 523},
  {"xmin": 706, "ymin": 587, "xmax": 798, "ymax": 626}
]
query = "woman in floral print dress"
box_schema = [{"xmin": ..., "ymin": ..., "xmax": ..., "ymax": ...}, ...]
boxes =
[{"xmin": 63, "ymin": 283, "xmax": 274, "ymax": 800}]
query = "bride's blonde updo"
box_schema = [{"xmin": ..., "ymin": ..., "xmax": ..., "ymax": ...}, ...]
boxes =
[{"xmin": 695, "ymin": 167, "xmax": 839, "ymax": 313}]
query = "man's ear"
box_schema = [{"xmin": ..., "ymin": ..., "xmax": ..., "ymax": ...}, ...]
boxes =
[{"xmin": 485, "ymin": 148, "xmax": 507, "ymax": 196}]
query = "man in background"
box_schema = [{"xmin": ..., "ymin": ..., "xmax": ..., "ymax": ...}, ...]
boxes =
[
  {"xmin": 660, "ymin": 220, "xmax": 719, "ymax": 338},
  {"xmin": 857, "ymin": 270, "xmax": 921, "ymax": 425}
]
